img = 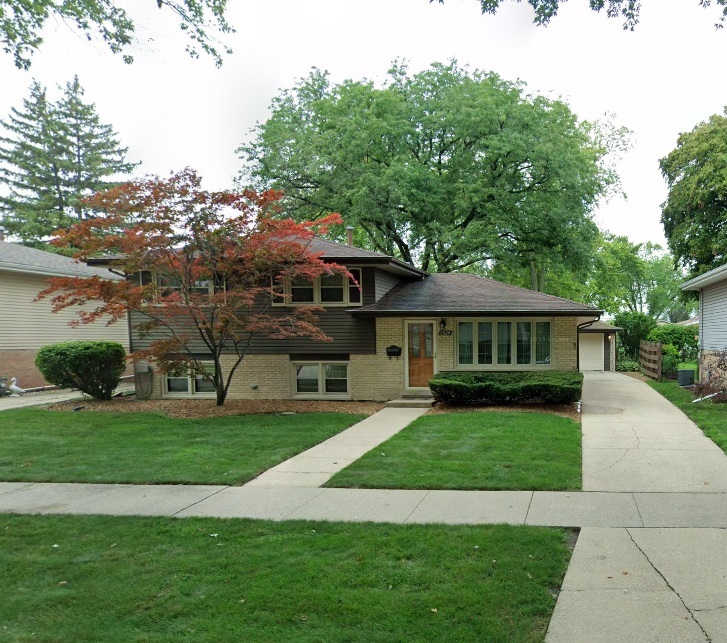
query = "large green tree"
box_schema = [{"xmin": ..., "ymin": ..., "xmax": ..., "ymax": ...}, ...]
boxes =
[
  {"xmin": 0, "ymin": 76, "xmax": 139, "ymax": 245},
  {"xmin": 0, "ymin": 0, "xmax": 233, "ymax": 70},
  {"xmin": 433, "ymin": 1, "xmax": 727, "ymax": 29},
  {"xmin": 660, "ymin": 109, "xmax": 727, "ymax": 278},
  {"xmin": 239, "ymin": 61, "xmax": 622, "ymax": 278},
  {"xmin": 587, "ymin": 234, "xmax": 694, "ymax": 321}
]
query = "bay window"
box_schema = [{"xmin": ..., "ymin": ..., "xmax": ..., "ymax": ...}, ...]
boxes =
[{"xmin": 456, "ymin": 319, "xmax": 551, "ymax": 368}]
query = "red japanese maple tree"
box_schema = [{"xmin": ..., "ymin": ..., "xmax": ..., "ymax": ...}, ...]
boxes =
[{"xmin": 38, "ymin": 168, "xmax": 351, "ymax": 406}]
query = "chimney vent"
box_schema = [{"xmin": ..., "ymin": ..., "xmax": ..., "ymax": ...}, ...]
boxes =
[{"xmin": 346, "ymin": 226, "xmax": 354, "ymax": 246}]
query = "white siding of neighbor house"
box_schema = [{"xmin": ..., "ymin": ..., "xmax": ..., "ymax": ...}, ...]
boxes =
[
  {"xmin": 701, "ymin": 280, "xmax": 727, "ymax": 351},
  {"xmin": 0, "ymin": 270, "xmax": 130, "ymax": 350}
]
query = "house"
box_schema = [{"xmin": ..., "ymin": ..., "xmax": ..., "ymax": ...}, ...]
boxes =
[
  {"xmin": 95, "ymin": 236, "xmax": 603, "ymax": 401},
  {"xmin": 0, "ymin": 239, "xmax": 130, "ymax": 388},
  {"xmin": 681, "ymin": 263, "xmax": 727, "ymax": 383},
  {"xmin": 577, "ymin": 321, "xmax": 622, "ymax": 372}
]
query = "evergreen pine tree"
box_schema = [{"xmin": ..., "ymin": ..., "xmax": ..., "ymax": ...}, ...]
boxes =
[{"xmin": 0, "ymin": 77, "xmax": 139, "ymax": 245}]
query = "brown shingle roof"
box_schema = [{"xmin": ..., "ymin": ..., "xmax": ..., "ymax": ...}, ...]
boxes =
[{"xmin": 353, "ymin": 273, "xmax": 601, "ymax": 316}]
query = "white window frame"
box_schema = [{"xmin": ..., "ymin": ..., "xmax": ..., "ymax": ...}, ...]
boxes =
[
  {"xmin": 455, "ymin": 318, "xmax": 553, "ymax": 370},
  {"xmin": 291, "ymin": 361, "xmax": 350, "ymax": 399},
  {"xmin": 272, "ymin": 268, "xmax": 363, "ymax": 308},
  {"xmin": 163, "ymin": 362, "xmax": 217, "ymax": 398}
]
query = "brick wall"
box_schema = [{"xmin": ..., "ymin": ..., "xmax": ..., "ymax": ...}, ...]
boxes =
[
  {"xmin": 437, "ymin": 317, "xmax": 455, "ymax": 371},
  {"xmin": 0, "ymin": 349, "xmax": 47, "ymax": 388},
  {"xmin": 350, "ymin": 317, "xmax": 405, "ymax": 400},
  {"xmin": 552, "ymin": 316, "xmax": 578, "ymax": 370}
]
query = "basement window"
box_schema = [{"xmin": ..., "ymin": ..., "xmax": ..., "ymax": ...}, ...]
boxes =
[{"xmin": 292, "ymin": 362, "xmax": 349, "ymax": 398}]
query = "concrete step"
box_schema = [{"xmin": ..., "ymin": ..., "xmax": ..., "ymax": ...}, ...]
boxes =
[{"xmin": 385, "ymin": 397, "xmax": 435, "ymax": 408}]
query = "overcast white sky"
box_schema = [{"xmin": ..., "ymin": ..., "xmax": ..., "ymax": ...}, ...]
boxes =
[{"xmin": 2, "ymin": 0, "xmax": 726, "ymax": 246}]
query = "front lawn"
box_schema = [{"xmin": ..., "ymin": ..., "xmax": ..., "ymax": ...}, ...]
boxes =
[
  {"xmin": 0, "ymin": 514, "xmax": 572, "ymax": 642},
  {"xmin": 326, "ymin": 411, "xmax": 581, "ymax": 491},
  {"xmin": 648, "ymin": 380, "xmax": 727, "ymax": 453},
  {"xmin": 0, "ymin": 409, "xmax": 364, "ymax": 485}
]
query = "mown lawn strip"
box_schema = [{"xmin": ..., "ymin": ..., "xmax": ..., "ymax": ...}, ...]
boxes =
[
  {"xmin": 649, "ymin": 380, "xmax": 727, "ymax": 453},
  {"xmin": 326, "ymin": 411, "xmax": 581, "ymax": 491},
  {"xmin": 0, "ymin": 514, "xmax": 572, "ymax": 642},
  {"xmin": 0, "ymin": 409, "xmax": 364, "ymax": 485}
]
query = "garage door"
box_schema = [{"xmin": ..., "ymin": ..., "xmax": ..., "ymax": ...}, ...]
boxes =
[{"xmin": 579, "ymin": 334, "xmax": 604, "ymax": 371}]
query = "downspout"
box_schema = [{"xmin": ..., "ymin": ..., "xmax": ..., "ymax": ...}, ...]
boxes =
[{"xmin": 576, "ymin": 316, "xmax": 601, "ymax": 371}]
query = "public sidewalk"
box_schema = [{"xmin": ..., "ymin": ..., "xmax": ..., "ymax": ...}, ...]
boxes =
[{"xmin": 3, "ymin": 482, "xmax": 727, "ymax": 527}]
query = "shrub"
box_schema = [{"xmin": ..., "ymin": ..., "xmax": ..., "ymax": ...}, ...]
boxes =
[
  {"xmin": 35, "ymin": 341, "xmax": 126, "ymax": 401},
  {"xmin": 661, "ymin": 354, "xmax": 679, "ymax": 378},
  {"xmin": 616, "ymin": 358, "xmax": 640, "ymax": 372},
  {"xmin": 648, "ymin": 325, "xmax": 698, "ymax": 360},
  {"xmin": 428, "ymin": 371, "xmax": 583, "ymax": 406},
  {"xmin": 614, "ymin": 311, "xmax": 656, "ymax": 359}
]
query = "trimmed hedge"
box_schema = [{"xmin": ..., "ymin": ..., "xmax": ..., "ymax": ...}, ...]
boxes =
[
  {"xmin": 429, "ymin": 371, "xmax": 584, "ymax": 406},
  {"xmin": 35, "ymin": 341, "xmax": 126, "ymax": 401}
]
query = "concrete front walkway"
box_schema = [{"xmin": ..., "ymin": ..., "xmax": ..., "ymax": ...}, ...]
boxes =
[
  {"xmin": 546, "ymin": 372, "xmax": 727, "ymax": 643},
  {"xmin": 245, "ymin": 407, "xmax": 429, "ymax": 487}
]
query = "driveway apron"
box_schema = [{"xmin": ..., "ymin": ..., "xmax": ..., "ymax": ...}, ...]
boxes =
[{"xmin": 547, "ymin": 372, "xmax": 727, "ymax": 642}]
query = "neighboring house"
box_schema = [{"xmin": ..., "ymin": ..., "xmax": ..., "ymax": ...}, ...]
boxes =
[
  {"xmin": 94, "ymin": 236, "xmax": 603, "ymax": 401},
  {"xmin": 0, "ymin": 240, "xmax": 130, "ymax": 388},
  {"xmin": 682, "ymin": 263, "xmax": 727, "ymax": 383}
]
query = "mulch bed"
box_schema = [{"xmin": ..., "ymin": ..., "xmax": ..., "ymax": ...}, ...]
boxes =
[
  {"xmin": 45, "ymin": 395, "xmax": 579, "ymax": 421},
  {"xmin": 46, "ymin": 397, "xmax": 385, "ymax": 419}
]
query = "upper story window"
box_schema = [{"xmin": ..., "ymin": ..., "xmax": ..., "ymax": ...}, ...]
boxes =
[
  {"xmin": 276, "ymin": 268, "xmax": 362, "ymax": 307},
  {"xmin": 136, "ymin": 270, "xmax": 216, "ymax": 303},
  {"xmin": 457, "ymin": 319, "xmax": 551, "ymax": 368}
]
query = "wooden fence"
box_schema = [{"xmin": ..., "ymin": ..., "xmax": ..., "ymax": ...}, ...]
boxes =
[{"xmin": 639, "ymin": 340, "xmax": 662, "ymax": 380}]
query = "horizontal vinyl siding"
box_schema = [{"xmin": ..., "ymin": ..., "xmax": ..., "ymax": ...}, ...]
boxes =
[
  {"xmin": 702, "ymin": 280, "xmax": 727, "ymax": 350},
  {"xmin": 129, "ymin": 307, "xmax": 376, "ymax": 355},
  {"xmin": 0, "ymin": 270, "xmax": 129, "ymax": 350}
]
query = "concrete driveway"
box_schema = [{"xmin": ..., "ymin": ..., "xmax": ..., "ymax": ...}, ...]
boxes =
[
  {"xmin": 547, "ymin": 371, "xmax": 727, "ymax": 643},
  {"xmin": 582, "ymin": 371, "xmax": 727, "ymax": 492}
]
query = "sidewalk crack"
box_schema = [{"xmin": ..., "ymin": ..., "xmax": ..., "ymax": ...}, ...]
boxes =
[
  {"xmin": 626, "ymin": 529, "xmax": 711, "ymax": 642},
  {"xmin": 598, "ymin": 448, "xmax": 630, "ymax": 472},
  {"xmin": 170, "ymin": 486, "xmax": 230, "ymax": 517},
  {"xmin": 402, "ymin": 491, "xmax": 430, "ymax": 523}
]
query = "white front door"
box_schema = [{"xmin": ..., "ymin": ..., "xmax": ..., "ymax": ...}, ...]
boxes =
[{"xmin": 579, "ymin": 333, "xmax": 604, "ymax": 371}]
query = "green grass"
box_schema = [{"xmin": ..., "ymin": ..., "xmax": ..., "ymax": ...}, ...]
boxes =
[
  {"xmin": 678, "ymin": 361, "xmax": 698, "ymax": 375},
  {"xmin": 326, "ymin": 412, "xmax": 581, "ymax": 491},
  {"xmin": 0, "ymin": 514, "xmax": 572, "ymax": 642},
  {"xmin": 0, "ymin": 409, "xmax": 364, "ymax": 485},
  {"xmin": 648, "ymin": 380, "xmax": 727, "ymax": 452}
]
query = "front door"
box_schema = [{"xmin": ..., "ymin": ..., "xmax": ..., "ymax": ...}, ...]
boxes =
[{"xmin": 407, "ymin": 322, "xmax": 435, "ymax": 387}]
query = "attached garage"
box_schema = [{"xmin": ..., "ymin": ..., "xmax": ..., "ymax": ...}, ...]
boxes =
[{"xmin": 578, "ymin": 321, "xmax": 621, "ymax": 372}]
